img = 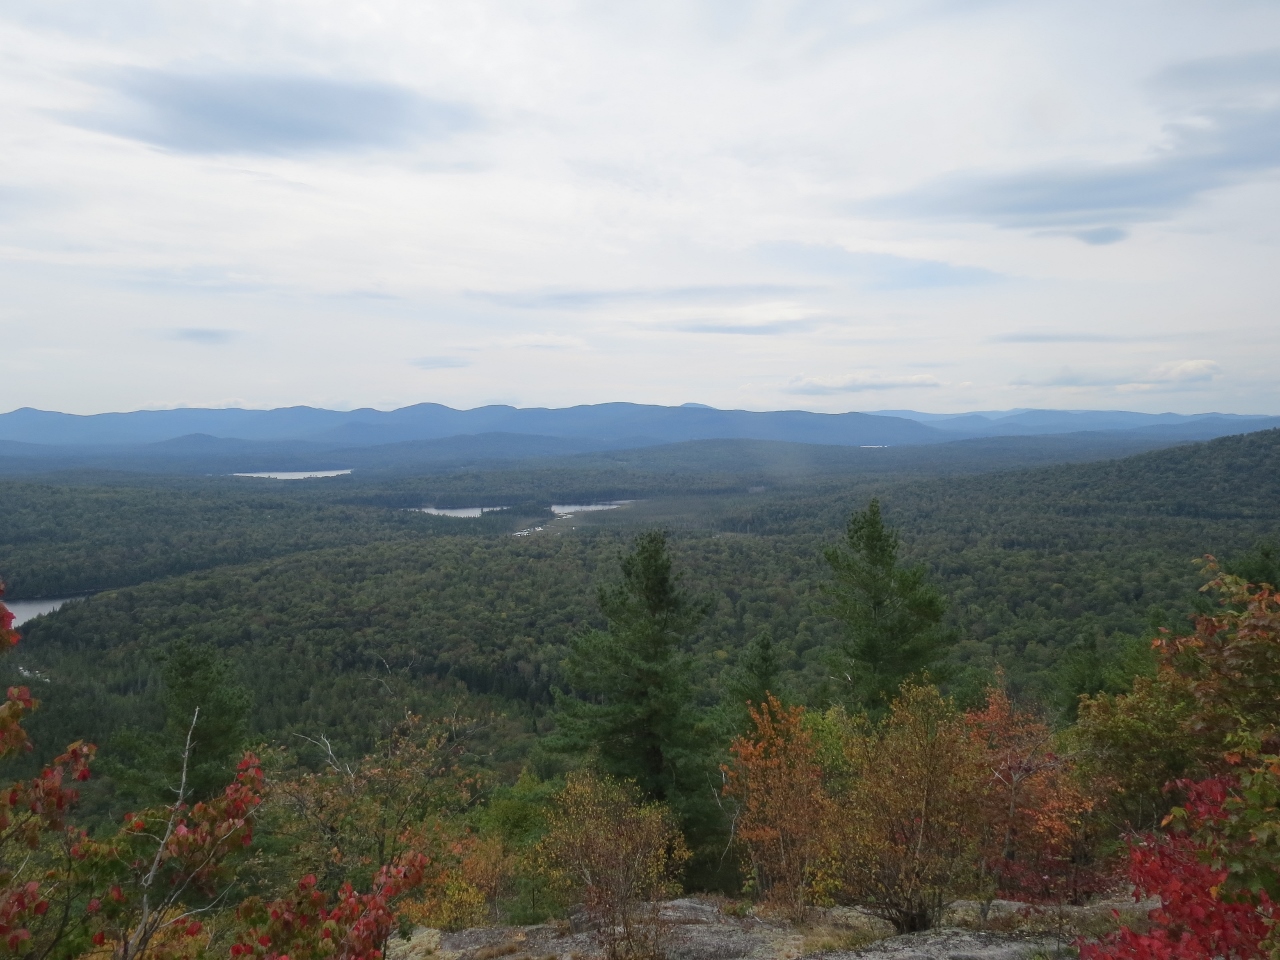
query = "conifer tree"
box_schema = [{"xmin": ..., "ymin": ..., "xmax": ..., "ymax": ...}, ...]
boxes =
[
  {"xmin": 824, "ymin": 499, "xmax": 952, "ymax": 709},
  {"xmin": 551, "ymin": 531, "xmax": 707, "ymax": 802},
  {"xmin": 721, "ymin": 627, "xmax": 782, "ymax": 731},
  {"xmin": 111, "ymin": 640, "xmax": 252, "ymax": 803},
  {"xmin": 549, "ymin": 530, "xmax": 733, "ymax": 886}
]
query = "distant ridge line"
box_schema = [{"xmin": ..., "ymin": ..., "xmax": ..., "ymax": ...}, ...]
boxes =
[{"xmin": 1, "ymin": 402, "xmax": 1275, "ymax": 450}]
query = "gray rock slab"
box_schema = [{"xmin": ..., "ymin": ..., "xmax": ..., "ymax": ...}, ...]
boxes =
[{"xmin": 808, "ymin": 927, "xmax": 1064, "ymax": 960}]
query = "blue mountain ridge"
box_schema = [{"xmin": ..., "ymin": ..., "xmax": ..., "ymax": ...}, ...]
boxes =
[{"xmin": 0, "ymin": 403, "xmax": 1275, "ymax": 454}]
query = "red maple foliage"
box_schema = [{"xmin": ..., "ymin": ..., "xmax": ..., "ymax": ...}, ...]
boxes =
[
  {"xmin": 1082, "ymin": 777, "xmax": 1273, "ymax": 960},
  {"xmin": 0, "ymin": 584, "xmax": 98, "ymax": 960},
  {"xmin": 1084, "ymin": 570, "xmax": 1280, "ymax": 960},
  {"xmin": 966, "ymin": 686, "xmax": 1106, "ymax": 909},
  {"xmin": 230, "ymin": 855, "xmax": 429, "ymax": 960},
  {"xmin": 79, "ymin": 753, "xmax": 265, "ymax": 960}
]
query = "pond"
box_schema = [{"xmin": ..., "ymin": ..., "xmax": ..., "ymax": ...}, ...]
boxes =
[
  {"xmin": 405, "ymin": 501, "xmax": 635, "ymax": 520},
  {"xmin": 6, "ymin": 596, "xmax": 86, "ymax": 626},
  {"xmin": 409, "ymin": 506, "xmax": 509, "ymax": 518},
  {"xmin": 551, "ymin": 501, "xmax": 634, "ymax": 516},
  {"xmin": 232, "ymin": 470, "xmax": 353, "ymax": 479}
]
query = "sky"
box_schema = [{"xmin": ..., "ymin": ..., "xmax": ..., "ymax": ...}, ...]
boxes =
[{"xmin": 1, "ymin": 1, "xmax": 1278, "ymax": 416}]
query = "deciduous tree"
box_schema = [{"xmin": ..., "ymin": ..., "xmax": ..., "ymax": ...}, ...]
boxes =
[
  {"xmin": 265, "ymin": 713, "xmax": 481, "ymax": 898},
  {"xmin": 722, "ymin": 696, "xmax": 831, "ymax": 920},
  {"xmin": 966, "ymin": 686, "xmax": 1103, "ymax": 911},
  {"xmin": 1085, "ymin": 568, "xmax": 1280, "ymax": 959},
  {"xmin": 78, "ymin": 741, "xmax": 264, "ymax": 960},
  {"xmin": 230, "ymin": 856, "xmax": 428, "ymax": 960}
]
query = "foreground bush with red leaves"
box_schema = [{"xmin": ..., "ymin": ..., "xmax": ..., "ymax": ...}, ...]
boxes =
[{"xmin": 1083, "ymin": 570, "xmax": 1280, "ymax": 960}]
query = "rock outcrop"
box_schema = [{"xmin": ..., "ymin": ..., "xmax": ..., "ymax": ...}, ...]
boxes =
[{"xmin": 387, "ymin": 898, "xmax": 1078, "ymax": 960}]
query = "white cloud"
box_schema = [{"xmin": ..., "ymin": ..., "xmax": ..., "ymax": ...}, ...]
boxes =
[
  {"xmin": 788, "ymin": 374, "xmax": 943, "ymax": 395},
  {"xmin": 1148, "ymin": 359, "xmax": 1221, "ymax": 383},
  {"xmin": 166, "ymin": 327, "xmax": 239, "ymax": 344},
  {"xmin": 498, "ymin": 334, "xmax": 587, "ymax": 351},
  {"xmin": 1015, "ymin": 359, "xmax": 1222, "ymax": 392},
  {"xmin": 1115, "ymin": 359, "xmax": 1223, "ymax": 392},
  {"xmin": 410, "ymin": 355, "xmax": 469, "ymax": 369}
]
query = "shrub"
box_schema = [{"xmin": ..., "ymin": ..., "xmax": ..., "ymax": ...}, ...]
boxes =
[
  {"xmin": 537, "ymin": 771, "xmax": 688, "ymax": 958},
  {"xmin": 723, "ymin": 696, "xmax": 832, "ymax": 920},
  {"xmin": 826, "ymin": 684, "xmax": 984, "ymax": 933}
]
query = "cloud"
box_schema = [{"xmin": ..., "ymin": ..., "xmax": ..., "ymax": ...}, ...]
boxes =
[
  {"xmin": 787, "ymin": 373, "xmax": 943, "ymax": 394},
  {"xmin": 674, "ymin": 318, "xmax": 819, "ymax": 335},
  {"xmin": 68, "ymin": 69, "xmax": 473, "ymax": 155},
  {"xmin": 500, "ymin": 334, "xmax": 586, "ymax": 350},
  {"xmin": 762, "ymin": 243, "xmax": 1004, "ymax": 289},
  {"xmin": 1070, "ymin": 227, "xmax": 1128, "ymax": 246},
  {"xmin": 123, "ymin": 266, "xmax": 273, "ymax": 293},
  {"xmin": 332, "ymin": 290, "xmax": 401, "ymax": 301},
  {"xmin": 1016, "ymin": 359, "xmax": 1221, "ymax": 390},
  {"xmin": 169, "ymin": 328, "xmax": 237, "ymax": 344},
  {"xmin": 1154, "ymin": 48, "xmax": 1280, "ymax": 104},
  {"xmin": 860, "ymin": 50, "xmax": 1280, "ymax": 238},
  {"xmin": 1148, "ymin": 358, "xmax": 1221, "ymax": 383},
  {"xmin": 410, "ymin": 356, "xmax": 470, "ymax": 369},
  {"xmin": 990, "ymin": 331, "xmax": 1138, "ymax": 344},
  {"xmin": 474, "ymin": 285, "xmax": 807, "ymax": 310}
]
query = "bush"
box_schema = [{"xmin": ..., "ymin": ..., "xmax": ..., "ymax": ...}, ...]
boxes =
[
  {"xmin": 537, "ymin": 771, "xmax": 689, "ymax": 958},
  {"xmin": 723, "ymin": 695, "xmax": 832, "ymax": 920},
  {"xmin": 825, "ymin": 685, "xmax": 984, "ymax": 933}
]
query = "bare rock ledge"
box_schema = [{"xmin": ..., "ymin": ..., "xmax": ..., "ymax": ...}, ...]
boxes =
[{"xmin": 388, "ymin": 898, "xmax": 1075, "ymax": 960}]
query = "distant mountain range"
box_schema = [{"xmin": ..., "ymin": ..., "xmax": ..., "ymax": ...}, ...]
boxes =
[{"xmin": 0, "ymin": 402, "xmax": 1276, "ymax": 475}]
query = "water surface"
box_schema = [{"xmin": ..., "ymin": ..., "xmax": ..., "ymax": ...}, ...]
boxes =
[
  {"xmin": 232, "ymin": 470, "xmax": 352, "ymax": 479},
  {"xmin": 6, "ymin": 596, "xmax": 86, "ymax": 626},
  {"xmin": 551, "ymin": 501, "xmax": 634, "ymax": 516},
  {"xmin": 410, "ymin": 506, "xmax": 509, "ymax": 518}
]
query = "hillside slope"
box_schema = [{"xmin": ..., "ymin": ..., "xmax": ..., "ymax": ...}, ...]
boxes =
[{"xmin": 10, "ymin": 429, "xmax": 1279, "ymax": 764}]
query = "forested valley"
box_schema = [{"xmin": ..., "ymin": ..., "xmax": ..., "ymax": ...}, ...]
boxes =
[{"xmin": 2, "ymin": 428, "xmax": 1279, "ymax": 960}]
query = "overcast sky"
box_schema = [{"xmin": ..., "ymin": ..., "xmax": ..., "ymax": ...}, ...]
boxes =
[{"xmin": 1, "ymin": 1, "xmax": 1278, "ymax": 415}]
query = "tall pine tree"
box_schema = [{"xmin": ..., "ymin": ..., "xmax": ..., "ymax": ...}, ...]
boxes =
[
  {"xmin": 721, "ymin": 627, "xmax": 783, "ymax": 733},
  {"xmin": 109, "ymin": 640, "xmax": 251, "ymax": 804},
  {"xmin": 549, "ymin": 531, "xmax": 729, "ymax": 884},
  {"xmin": 551, "ymin": 530, "xmax": 707, "ymax": 800},
  {"xmin": 824, "ymin": 499, "xmax": 953, "ymax": 709}
]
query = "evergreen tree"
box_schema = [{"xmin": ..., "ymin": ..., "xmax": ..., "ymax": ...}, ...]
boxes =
[
  {"xmin": 824, "ymin": 499, "xmax": 953, "ymax": 709},
  {"xmin": 550, "ymin": 531, "xmax": 707, "ymax": 801},
  {"xmin": 161, "ymin": 640, "xmax": 252, "ymax": 798},
  {"xmin": 111, "ymin": 640, "xmax": 252, "ymax": 803},
  {"xmin": 548, "ymin": 531, "xmax": 730, "ymax": 885},
  {"xmin": 721, "ymin": 627, "xmax": 782, "ymax": 731}
]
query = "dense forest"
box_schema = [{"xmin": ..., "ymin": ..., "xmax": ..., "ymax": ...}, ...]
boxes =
[
  {"xmin": 0, "ymin": 430, "xmax": 1219, "ymax": 597},
  {"xmin": 1, "ymin": 429, "xmax": 1279, "ymax": 960},
  {"xmin": 5, "ymin": 429, "xmax": 1278, "ymax": 767}
]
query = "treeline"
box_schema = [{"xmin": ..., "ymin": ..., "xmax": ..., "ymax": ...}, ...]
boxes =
[{"xmin": 9, "ymin": 531, "xmax": 855, "ymax": 771}]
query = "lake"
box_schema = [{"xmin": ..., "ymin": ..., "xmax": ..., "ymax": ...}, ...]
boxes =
[
  {"xmin": 409, "ymin": 502, "xmax": 633, "ymax": 519},
  {"xmin": 410, "ymin": 506, "xmax": 509, "ymax": 518},
  {"xmin": 552, "ymin": 501, "xmax": 634, "ymax": 516},
  {"xmin": 6, "ymin": 596, "xmax": 85, "ymax": 626},
  {"xmin": 232, "ymin": 470, "xmax": 353, "ymax": 479}
]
